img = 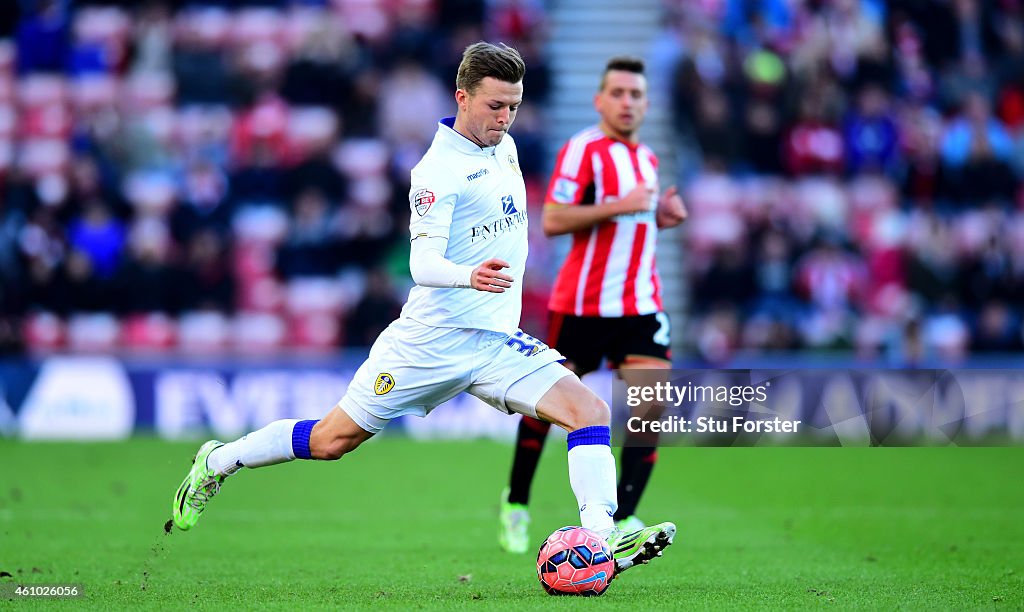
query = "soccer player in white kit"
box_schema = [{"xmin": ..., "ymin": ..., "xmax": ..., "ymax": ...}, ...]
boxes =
[{"xmin": 171, "ymin": 42, "xmax": 675, "ymax": 577}]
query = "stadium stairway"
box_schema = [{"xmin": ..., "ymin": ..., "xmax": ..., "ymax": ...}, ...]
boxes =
[{"xmin": 546, "ymin": 0, "xmax": 688, "ymax": 359}]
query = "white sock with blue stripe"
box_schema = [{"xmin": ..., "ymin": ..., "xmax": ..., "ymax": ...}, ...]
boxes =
[
  {"xmin": 207, "ymin": 419, "xmax": 319, "ymax": 476},
  {"xmin": 566, "ymin": 425, "xmax": 617, "ymax": 536}
]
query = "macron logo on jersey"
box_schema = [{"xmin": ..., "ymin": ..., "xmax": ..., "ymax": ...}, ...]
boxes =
[{"xmin": 467, "ymin": 168, "xmax": 489, "ymax": 181}]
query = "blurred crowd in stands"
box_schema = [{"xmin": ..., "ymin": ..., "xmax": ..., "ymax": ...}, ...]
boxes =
[
  {"xmin": 662, "ymin": 0, "xmax": 1024, "ymax": 363},
  {"xmin": 0, "ymin": 0, "xmax": 1020, "ymax": 363},
  {"xmin": 0, "ymin": 0, "xmax": 552, "ymax": 353}
]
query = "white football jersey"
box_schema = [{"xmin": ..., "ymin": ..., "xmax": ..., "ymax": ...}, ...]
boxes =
[{"xmin": 401, "ymin": 117, "xmax": 529, "ymax": 334}]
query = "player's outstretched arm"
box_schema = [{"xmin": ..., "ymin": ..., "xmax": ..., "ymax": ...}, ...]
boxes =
[
  {"xmin": 542, "ymin": 185, "xmax": 655, "ymax": 236},
  {"xmin": 471, "ymin": 259, "xmax": 513, "ymax": 293},
  {"xmin": 656, "ymin": 185, "xmax": 688, "ymax": 229},
  {"xmin": 409, "ymin": 237, "xmax": 513, "ymax": 292},
  {"xmin": 409, "ymin": 235, "xmax": 476, "ymax": 288}
]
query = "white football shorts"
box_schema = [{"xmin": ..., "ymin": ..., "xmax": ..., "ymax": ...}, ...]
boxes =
[{"xmin": 338, "ymin": 317, "xmax": 574, "ymax": 433}]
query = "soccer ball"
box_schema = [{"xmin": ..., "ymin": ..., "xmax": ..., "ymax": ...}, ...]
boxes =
[{"xmin": 536, "ymin": 526, "xmax": 614, "ymax": 596}]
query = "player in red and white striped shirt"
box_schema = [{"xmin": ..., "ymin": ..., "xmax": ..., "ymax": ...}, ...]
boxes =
[{"xmin": 499, "ymin": 57, "xmax": 688, "ymax": 553}]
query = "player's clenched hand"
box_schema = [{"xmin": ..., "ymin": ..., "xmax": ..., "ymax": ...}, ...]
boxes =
[
  {"xmin": 656, "ymin": 186, "xmax": 688, "ymax": 228},
  {"xmin": 471, "ymin": 258, "xmax": 514, "ymax": 293},
  {"xmin": 614, "ymin": 185, "xmax": 656, "ymax": 215}
]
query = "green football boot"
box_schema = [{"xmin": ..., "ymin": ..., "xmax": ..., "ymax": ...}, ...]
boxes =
[
  {"xmin": 607, "ymin": 521, "xmax": 676, "ymax": 574},
  {"xmin": 172, "ymin": 440, "xmax": 226, "ymax": 531},
  {"xmin": 498, "ymin": 488, "xmax": 530, "ymax": 553},
  {"xmin": 615, "ymin": 515, "xmax": 646, "ymax": 533}
]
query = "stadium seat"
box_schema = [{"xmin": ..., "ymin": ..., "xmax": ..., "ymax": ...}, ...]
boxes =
[
  {"xmin": 287, "ymin": 106, "xmax": 339, "ymax": 160},
  {"xmin": 175, "ymin": 105, "xmax": 233, "ymax": 152},
  {"xmin": 19, "ymin": 139, "xmax": 71, "ymax": 178},
  {"xmin": 232, "ymin": 311, "xmax": 286, "ymax": 352},
  {"xmin": 71, "ymin": 74, "xmax": 119, "ymax": 113},
  {"xmin": 73, "ymin": 7, "xmax": 131, "ymax": 46},
  {"xmin": 178, "ymin": 311, "xmax": 230, "ymax": 353},
  {"xmin": 230, "ymin": 98, "xmax": 289, "ymax": 164},
  {"xmin": 230, "ymin": 8, "xmax": 284, "ymax": 46},
  {"xmin": 289, "ymin": 312, "xmax": 342, "ymax": 350},
  {"xmin": 72, "ymin": 7, "xmax": 131, "ymax": 74},
  {"xmin": 0, "ymin": 104, "xmax": 14, "ymax": 137},
  {"xmin": 0, "ymin": 40, "xmax": 14, "ymax": 76},
  {"xmin": 334, "ymin": 138, "xmax": 390, "ymax": 178},
  {"xmin": 22, "ymin": 312, "xmax": 66, "ymax": 350},
  {"xmin": 332, "ymin": 1, "xmax": 391, "ymax": 41},
  {"xmin": 282, "ymin": 7, "xmax": 333, "ymax": 53},
  {"xmin": 793, "ymin": 178, "xmax": 848, "ymax": 232},
  {"xmin": 177, "ymin": 7, "xmax": 231, "ymax": 49},
  {"xmin": 237, "ymin": 40, "xmax": 287, "ymax": 79},
  {"xmin": 19, "ymin": 104, "xmax": 73, "ymax": 139},
  {"xmin": 0, "ymin": 139, "xmax": 12, "ymax": 174},
  {"xmin": 17, "ymin": 75, "xmax": 69, "ymax": 109},
  {"xmin": 121, "ymin": 313, "xmax": 177, "ymax": 350},
  {"xmin": 66, "ymin": 313, "xmax": 121, "ymax": 352},
  {"xmin": 285, "ymin": 277, "xmax": 346, "ymax": 316},
  {"xmin": 238, "ymin": 274, "xmax": 285, "ymax": 314},
  {"xmin": 0, "ymin": 77, "xmax": 11, "ymax": 104},
  {"xmin": 232, "ymin": 206, "xmax": 290, "ymax": 245},
  {"xmin": 122, "ymin": 170, "xmax": 177, "ymax": 215},
  {"xmin": 123, "ymin": 72, "xmax": 175, "ymax": 112}
]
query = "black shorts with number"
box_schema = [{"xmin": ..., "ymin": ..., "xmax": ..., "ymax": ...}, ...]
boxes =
[{"xmin": 548, "ymin": 311, "xmax": 671, "ymax": 375}]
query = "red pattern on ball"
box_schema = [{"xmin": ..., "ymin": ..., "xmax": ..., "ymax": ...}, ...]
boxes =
[{"xmin": 536, "ymin": 526, "xmax": 615, "ymax": 596}]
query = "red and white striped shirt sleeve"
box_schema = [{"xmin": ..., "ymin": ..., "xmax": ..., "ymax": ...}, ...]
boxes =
[{"xmin": 545, "ymin": 138, "xmax": 595, "ymax": 206}]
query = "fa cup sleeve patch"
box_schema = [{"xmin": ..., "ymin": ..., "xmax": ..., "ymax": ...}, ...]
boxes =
[
  {"xmin": 412, "ymin": 188, "xmax": 436, "ymax": 216},
  {"xmin": 552, "ymin": 178, "xmax": 578, "ymax": 204}
]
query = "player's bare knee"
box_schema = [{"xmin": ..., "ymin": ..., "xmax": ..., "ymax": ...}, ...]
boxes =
[
  {"xmin": 567, "ymin": 395, "xmax": 610, "ymax": 431},
  {"xmin": 312, "ymin": 442, "xmax": 343, "ymax": 461},
  {"xmin": 312, "ymin": 435, "xmax": 361, "ymax": 460},
  {"xmin": 309, "ymin": 424, "xmax": 365, "ymax": 460},
  {"xmin": 309, "ymin": 407, "xmax": 374, "ymax": 460}
]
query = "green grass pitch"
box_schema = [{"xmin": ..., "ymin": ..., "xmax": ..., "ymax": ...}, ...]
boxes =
[{"xmin": 1, "ymin": 438, "xmax": 1022, "ymax": 609}]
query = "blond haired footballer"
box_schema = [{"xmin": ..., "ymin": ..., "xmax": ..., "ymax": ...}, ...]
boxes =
[{"xmin": 172, "ymin": 43, "xmax": 675, "ymax": 578}]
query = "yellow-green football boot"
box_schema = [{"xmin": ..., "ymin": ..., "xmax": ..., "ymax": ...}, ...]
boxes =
[{"xmin": 172, "ymin": 440, "xmax": 226, "ymax": 531}]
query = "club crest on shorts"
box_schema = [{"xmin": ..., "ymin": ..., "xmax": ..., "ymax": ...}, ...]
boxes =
[
  {"xmin": 412, "ymin": 189, "xmax": 435, "ymax": 216},
  {"xmin": 374, "ymin": 372, "xmax": 396, "ymax": 395}
]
